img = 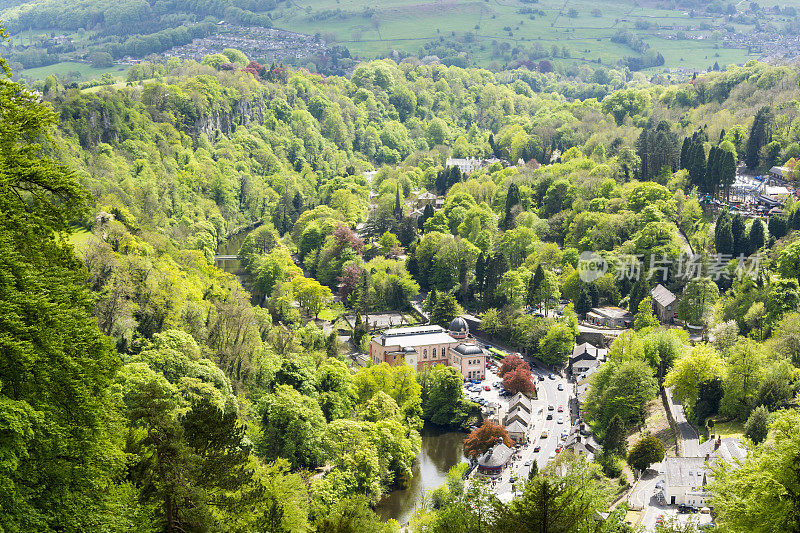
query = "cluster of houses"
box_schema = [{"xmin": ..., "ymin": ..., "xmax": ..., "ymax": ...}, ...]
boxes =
[{"xmin": 163, "ymin": 24, "xmax": 328, "ymax": 63}]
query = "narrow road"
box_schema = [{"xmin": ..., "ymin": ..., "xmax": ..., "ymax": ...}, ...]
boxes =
[{"xmin": 665, "ymin": 387, "xmax": 700, "ymax": 457}]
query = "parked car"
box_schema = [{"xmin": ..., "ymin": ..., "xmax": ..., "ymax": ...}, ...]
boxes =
[
  {"xmin": 533, "ymin": 445, "xmax": 541, "ymax": 452},
  {"xmin": 555, "ymin": 445, "xmax": 562, "ymax": 453},
  {"xmin": 538, "ymin": 375, "xmax": 545, "ymax": 381},
  {"xmin": 546, "ymin": 413, "xmax": 553, "ymax": 420},
  {"xmin": 548, "ymin": 373, "xmax": 556, "ymax": 380},
  {"xmin": 541, "ymin": 430, "xmax": 549, "ymax": 438},
  {"xmin": 484, "ymin": 385, "xmax": 491, "ymax": 391},
  {"xmin": 557, "ymin": 416, "xmax": 564, "ymax": 424},
  {"xmin": 557, "ymin": 405, "xmax": 564, "ymax": 412},
  {"xmin": 524, "ymin": 460, "xmax": 532, "ymax": 467},
  {"xmin": 557, "ymin": 383, "xmax": 564, "ymax": 391},
  {"xmin": 548, "ymin": 404, "xmax": 555, "ymax": 410},
  {"xmin": 471, "ymin": 379, "xmax": 481, "ymax": 384}
]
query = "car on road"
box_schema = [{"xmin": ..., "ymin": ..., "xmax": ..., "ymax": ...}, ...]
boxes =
[
  {"xmin": 524, "ymin": 460, "xmax": 532, "ymax": 466},
  {"xmin": 538, "ymin": 375, "xmax": 545, "ymax": 381},
  {"xmin": 541, "ymin": 430, "xmax": 548, "ymax": 438},
  {"xmin": 557, "ymin": 405, "xmax": 563, "ymax": 412},
  {"xmin": 533, "ymin": 445, "xmax": 541, "ymax": 452},
  {"xmin": 548, "ymin": 404, "xmax": 554, "ymax": 410},
  {"xmin": 557, "ymin": 416, "xmax": 564, "ymax": 424},
  {"xmin": 557, "ymin": 383, "xmax": 564, "ymax": 391},
  {"xmin": 548, "ymin": 373, "xmax": 556, "ymax": 379},
  {"xmin": 484, "ymin": 385, "xmax": 491, "ymax": 391}
]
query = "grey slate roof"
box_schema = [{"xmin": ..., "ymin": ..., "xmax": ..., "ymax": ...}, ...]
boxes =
[
  {"xmin": 664, "ymin": 457, "xmax": 707, "ymax": 489},
  {"xmin": 651, "ymin": 284, "xmax": 677, "ymax": 308},
  {"xmin": 453, "ymin": 343, "xmax": 483, "ymax": 356},
  {"xmin": 478, "ymin": 443, "xmax": 514, "ymax": 468}
]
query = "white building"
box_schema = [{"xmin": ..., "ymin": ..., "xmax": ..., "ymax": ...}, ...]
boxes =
[{"xmin": 662, "ymin": 437, "xmax": 747, "ymax": 507}]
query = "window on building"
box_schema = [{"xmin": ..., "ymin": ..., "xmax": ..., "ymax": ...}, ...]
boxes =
[{"xmin": 423, "ymin": 349, "xmax": 427, "ymax": 359}]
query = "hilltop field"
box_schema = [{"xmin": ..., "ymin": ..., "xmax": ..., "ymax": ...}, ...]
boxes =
[{"xmin": 4, "ymin": 0, "xmax": 800, "ymax": 81}]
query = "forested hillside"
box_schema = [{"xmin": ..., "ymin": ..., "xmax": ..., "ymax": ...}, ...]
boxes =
[{"xmin": 3, "ymin": 34, "xmax": 800, "ymax": 532}]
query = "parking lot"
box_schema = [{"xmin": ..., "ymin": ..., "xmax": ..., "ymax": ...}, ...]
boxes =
[{"xmin": 463, "ymin": 353, "xmax": 575, "ymax": 498}]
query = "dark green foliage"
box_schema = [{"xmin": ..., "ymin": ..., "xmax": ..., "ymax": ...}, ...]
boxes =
[
  {"xmin": 694, "ymin": 378, "xmax": 724, "ymax": 425},
  {"xmin": 715, "ymin": 210, "xmax": 734, "ymax": 255},
  {"xmin": 744, "ymin": 405, "xmax": 769, "ymax": 444},
  {"xmin": 576, "ymin": 286, "xmax": 593, "ymax": 315},
  {"xmin": 745, "ymin": 106, "xmax": 773, "ymax": 169},
  {"xmin": 731, "ymin": 213, "xmax": 748, "ymax": 256},
  {"xmin": 0, "ymin": 73, "xmax": 124, "ymax": 531},
  {"xmin": 627, "ymin": 435, "xmax": 665, "ymax": 472},
  {"xmin": 628, "ymin": 278, "xmax": 649, "ymax": 313},
  {"xmin": 769, "ymin": 215, "xmax": 788, "ymax": 240},
  {"xmin": 748, "ymin": 218, "xmax": 766, "ymax": 254},
  {"xmin": 603, "ymin": 414, "xmax": 627, "ymax": 456}
]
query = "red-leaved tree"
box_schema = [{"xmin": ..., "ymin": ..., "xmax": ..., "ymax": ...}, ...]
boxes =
[
  {"xmin": 498, "ymin": 353, "xmax": 527, "ymax": 377},
  {"xmin": 502, "ymin": 366, "xmax": 535, "ymax": 395},
  {"xmin": 463, "ymin": 420, "xmax": 513, "ymax": 458}
]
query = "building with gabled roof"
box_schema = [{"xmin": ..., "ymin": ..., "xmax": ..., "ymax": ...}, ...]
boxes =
[{"xmin": 651, "ymin": 284, "xmax": 678, "ymax": 323}]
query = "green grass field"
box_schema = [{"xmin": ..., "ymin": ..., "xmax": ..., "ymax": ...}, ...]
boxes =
[
  {"xmin": 19, "ymin": 61, "xmax": 129, "ymax": 81},
  {"xmin": 270, "ymin": 0, "xmax": 760, "ymax": 71}
]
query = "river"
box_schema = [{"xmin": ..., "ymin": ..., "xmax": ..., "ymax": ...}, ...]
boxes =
[
  {"xmin": 214, "ymin": 227, "xmax": 253, "ymax": 275},
  {"xmin": 376, "ymin": 424, "xmax": 468, "ymax": 526}
]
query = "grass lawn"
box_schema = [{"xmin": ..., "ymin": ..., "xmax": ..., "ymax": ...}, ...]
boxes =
[
  {"xmin": 19, "ymin": 62, "xmax": 129, "ymax": 81},
  {"xmin": 318, "ymin": 308, "xmax": 341, "ymax": 322},
  {"xmin": 706, "ymin": 417, "xmax": 745, "ymax": 440},
  {"xmin": 67, "ymin": 227, "xmax": 93, "ymax": 247}
]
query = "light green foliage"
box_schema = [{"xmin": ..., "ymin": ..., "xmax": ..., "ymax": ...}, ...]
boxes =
[
  {"xmin": 678, "ymin": 278, "xmax": 720, "ymax": 326},
  {"xmin": 418, "ymin": 365, "xmax": 476, "ymax": 428},
  {"xmin": 709, "ymin": 409, "xmax": 800, "ymax": 533},
  {"xmin": 665, "ymin": 345, "xmax": 727, "ymax": 416},
  {"xmin": 538, "ymin": 323, "xmax": 575, "ymax": 366},
  {"xmin": 584, "ymin": 358, "xmax": 658, "ymax": 435}
]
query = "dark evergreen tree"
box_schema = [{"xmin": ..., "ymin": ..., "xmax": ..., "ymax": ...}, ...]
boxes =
[
  {"xmin": 587, "ymin": 283, "xmax": 600, "ymax": 307},
  {"xmin": 748, "ymin": 218, "xmax": 766, "ymax": 254},
  {"xmin": 575, "ymin": 286, "xmax": 593, "ymax": 315},
  {"xmin": 628, "ymin": 278, "xmax": 649, "ymax": 313},
  {"xmin": 475, "ymin": 252, "xmax": 486, "ymax": 298},
  {"xmin": 745, "ymin": 106, "xmax": 774, "ymax": 169},
  {"xmin": 680, "ymin": 136, "xmax": 692, "ymax": 170},
  {"xmin": 731, "ymin": 213, "xmax": 748, "ymax": 256},
  {"xmin": 719, "ymin": 149, "xmax": 737, "ymax": 201},
  {"xmin": 418, "ymin": 203, "xmax": 435, "ymax": 230},
  {"xmin": 503, "ymin": 182, "xmax": 521, "ymax": 229},
  {"xmin": 527, "ymin": 264, "xmax": 545, "ymax": 307},
  {"xmin": 603, "ymin": 414, "xmax": 627, "ymax": 456},
  {"xmin": 715, "ymin": 210, "xmax": 734, "ymax": 255},
  {"xmin": 393, "ymin": 185, "xmax": 403, "ymax": 220},
  {"xmin": 769, "ymin": 215, "xmax": 788, "ymax": 240}
]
